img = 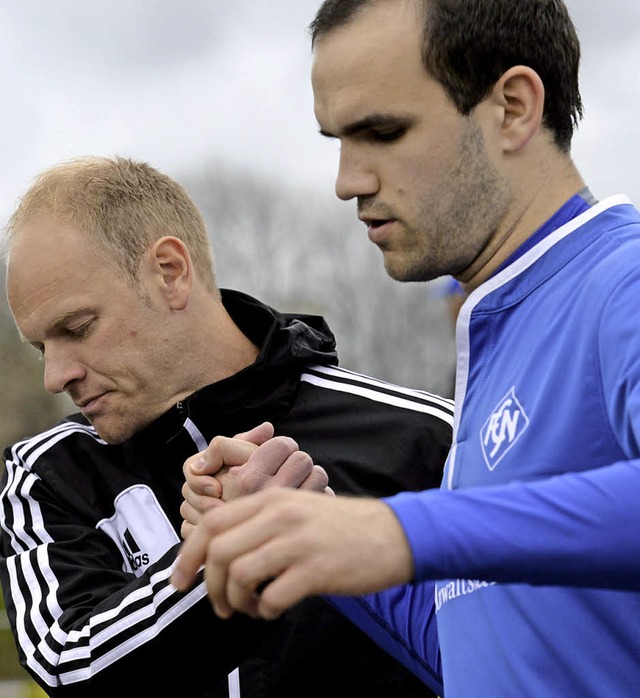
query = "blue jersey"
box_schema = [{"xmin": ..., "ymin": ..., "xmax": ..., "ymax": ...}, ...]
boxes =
[{"xmin": 331, "ymin": 195, "xmax": 640, "ymax": 697}]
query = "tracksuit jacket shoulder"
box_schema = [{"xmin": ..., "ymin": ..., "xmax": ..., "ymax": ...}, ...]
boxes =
[
  {"xmin": 0, "ymin": 289, "xmax": 453, "ymax": 698},
  {"xmin": 331, "ymin": 195, "xmax": 640, "ymax": 697}
]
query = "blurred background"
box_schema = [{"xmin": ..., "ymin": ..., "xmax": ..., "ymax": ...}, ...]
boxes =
[{"xmin": 0, "ymin": 1, "xmax": 638, "ymax": 693}]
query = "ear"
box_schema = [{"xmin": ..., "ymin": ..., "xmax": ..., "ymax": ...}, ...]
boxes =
[
  {"xmin": 491, "ymin": 65, "xmax": 545, "ymax": 153},
  {"xmin": 146, "ymin": 236, "xmax": 193, "ymax": 310}
]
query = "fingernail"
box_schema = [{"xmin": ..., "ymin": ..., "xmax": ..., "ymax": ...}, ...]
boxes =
[{"xmin": 192, "ymin": 457, "xmax": 206, "ymax": 473}]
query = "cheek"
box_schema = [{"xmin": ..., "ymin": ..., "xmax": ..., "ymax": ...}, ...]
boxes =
[{"xmin": 398, "ymin": 139, "xmax": 445, "ymax": 185}]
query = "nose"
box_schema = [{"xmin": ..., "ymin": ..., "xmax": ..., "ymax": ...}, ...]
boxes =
[
  {"xmin": 43, "ymin": 344, "xmax": 85, "ymax": 394},
  {"xmin": 334, "ymin": 146, "xmax": 379, "ymax": 202}
]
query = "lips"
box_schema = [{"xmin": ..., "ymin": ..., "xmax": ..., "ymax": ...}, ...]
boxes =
[
  {"xmin": 358, "ymin": 211, "xmax": 392, "ymax": 226},
  {"xmin": 76, "ymin": 395, "xmax": 100, "ymax": 409},
  {"xmin": 76, "ymin": 393, "xmax": 107, "ymax": 417},
  {"xmin": 361, "ymin": 217, "xmax": 396, "ymax": 244},
  {"xmin": 367, "ymin": 218, "xmax": 391, "ymax": 229}
]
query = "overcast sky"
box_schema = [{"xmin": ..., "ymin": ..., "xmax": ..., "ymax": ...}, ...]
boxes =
[{"xmin": 1, "ymin": 0, "xmax": 638, "ymax": 225}]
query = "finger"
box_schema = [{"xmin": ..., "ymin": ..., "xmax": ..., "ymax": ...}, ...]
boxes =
[
  {"xmin": 223, "ymin": 537, "xmax": 311, "ymax": 620},
  {"xmin": 257, "ymin": 568, "xmax": 311, "ymax": 620},
  {"xmin": 297, "ymin": 465, "xmax": 330, "ymax": 493},
  {"xmin": 193, "ymin": 437, "xmax": 259, "ymax": 476},
  {"xmin": 209, "ymin": 529, "xmax": 279, "ymax": 619},
  {"xmin": 183, "ymin": 451, "xmax": 205, "ymax": 477},
  {"xmin": 171, "ymin": 526, "xmax": 213, "ymax": 592},
  {"xmin": 181, "ymin": 480, "xmax": 210, "ymax": 514},
  {"xmin": 181, "ymin": 519, "xmax": 194, "ymax": 541},
  {"xmin": 233, "ymin": 421, "xmax": 275, "ymax": 445},
  {"xmin": 171, "ymin": 492, "xmax": 269, "ymax": 596},
  {"xmin": 217, "ymin": 532, "xmax": 294, "ymax": 619},
  {"xmin": 180, "ymin": 498, "xmax": 201, "ymax": 528},
  {"xmin": 182, "ymin": 473, "xmax": 222, "ymax": 501},
  {"xmin": 222, "ymin": 552, "xmax": 285, "ymax": 619},
  {"xmin": 181, "ymin": 491, "xmax": 226, "ymax": 522},
  {"xmin": 263, "ymin": 450, "xmax": 314, "ymax": 488},
  {"xmin": 241, "ymin": 436, "xmax": 302, "ymax": 479},
  {"xmin": 180, "ymin": 495, "xmax": 227, "ymax": 538},
  {"xmin": 200, "ymin": 491, "xmax": 293, "ymax": 617}
]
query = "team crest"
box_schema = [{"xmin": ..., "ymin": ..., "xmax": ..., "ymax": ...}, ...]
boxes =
[{"xmin": 480, "ymin": 387, "xmax": 529, "ymax": 471}]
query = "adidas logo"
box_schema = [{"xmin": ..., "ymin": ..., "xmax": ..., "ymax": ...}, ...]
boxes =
[
  {"xmin": 121, "ymin": 528, "xmax": 150, "ymax": 571},
  {"xmin": 97, "ymin": 484, "xmax": 181, "ymax": 577}
]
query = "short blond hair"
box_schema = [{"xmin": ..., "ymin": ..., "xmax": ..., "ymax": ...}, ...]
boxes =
[{"xmin": 4, "ymin": 155, "xmax": 218, "ymax": 294}]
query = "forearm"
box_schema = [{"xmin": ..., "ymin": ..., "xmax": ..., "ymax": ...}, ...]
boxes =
[{"xmin": 387, "ymin": 459, "xmax": 640, "ymax": 590}]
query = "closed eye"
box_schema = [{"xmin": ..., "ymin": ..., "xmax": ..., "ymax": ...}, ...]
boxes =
[
  {"xmin": 325, "ymin": 114, "xmax": 412, "ymax": 145},
  {"xmin": 371, "ymin": 127, "xmax": 406, "ymax": 143},
  {"xmin": 67, "ymin": 322, "xmax": 93, "ymax": 340}
]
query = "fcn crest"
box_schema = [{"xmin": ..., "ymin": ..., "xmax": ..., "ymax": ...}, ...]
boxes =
[{"xmin": 480, "ymin": 387, "xmax": 529, "ymax": 471}]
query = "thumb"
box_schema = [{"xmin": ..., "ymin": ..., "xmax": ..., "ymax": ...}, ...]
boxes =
[{"xmin": 233, "ymin": 421, "xmax": 275, "ymax": 446}]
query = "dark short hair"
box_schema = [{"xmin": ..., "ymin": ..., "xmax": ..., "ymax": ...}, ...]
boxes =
[{"xmin": 310, "ymin": 0, "xmax": 583, "ymax": 151}]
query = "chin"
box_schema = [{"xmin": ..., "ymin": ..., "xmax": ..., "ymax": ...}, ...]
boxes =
[
  {"xmin": 384, "ymin": 258, "xmax": 437, "ymax": 283},
  {"xmin": 91, "ymin": 421, "xmax": 134, "ymax": 445},
  {"xmin": 97, "ymin": 431, "xmax": 127, "ymax": 445}
]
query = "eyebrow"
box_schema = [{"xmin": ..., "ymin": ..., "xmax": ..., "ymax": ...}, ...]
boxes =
[
  {"xmin": 319, "ymin": 113, "xmax": 408, "ymax": 139},
  {"xmin": 20, "ymin": 309, "xmax": 90, "ymax": 345}
]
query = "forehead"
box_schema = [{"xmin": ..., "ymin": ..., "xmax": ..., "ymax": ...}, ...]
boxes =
[
  {"xmin": 8, "ymin": 215, "xmax": 100, "ymax": 288},
  {"xmin": 6, "ymin": 216, "xmax": 115, "ymax": 335},
  {"xmin": 311, "ymin": 0, "xmax": 427, "ymax": 127}
]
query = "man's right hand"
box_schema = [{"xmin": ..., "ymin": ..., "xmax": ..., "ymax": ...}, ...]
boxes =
[{"xmin": 172, "ymin": 487, "xmax": 414, "ymax": 621}]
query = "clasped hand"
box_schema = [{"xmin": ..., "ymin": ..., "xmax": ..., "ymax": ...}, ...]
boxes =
[
  {"xmin": 179, "ymin": 421, "xmax": 332, "ymax": 540},
  {"xmin": 172, "ymin": 422, "xmax": 413, "ymax": 621}
]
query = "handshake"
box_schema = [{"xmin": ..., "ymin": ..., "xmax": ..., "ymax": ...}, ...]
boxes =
[{"xmin": 172, "ymin": 421, "xmax": 414, "ymax": 620}]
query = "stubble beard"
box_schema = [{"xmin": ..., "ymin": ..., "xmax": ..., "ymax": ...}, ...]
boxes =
[{"xmin": 386, "ymin": 119, "xmax": 511, "ymax": 284}]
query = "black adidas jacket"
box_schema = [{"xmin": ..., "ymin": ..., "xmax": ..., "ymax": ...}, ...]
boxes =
[{"xmin": 0, "ymin": 290, "xmax": 453, "ymax": 697}]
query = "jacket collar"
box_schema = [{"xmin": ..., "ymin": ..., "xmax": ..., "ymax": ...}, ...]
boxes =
[{"xmin": 127, "ymin": 290, "xmax": 338, "ymax": 450}]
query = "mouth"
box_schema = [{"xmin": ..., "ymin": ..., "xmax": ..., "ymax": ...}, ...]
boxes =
[
  {"xmin": 76, "ymin": 393, "xmax": 107, "ymax": 417},
  {"xmin": 359, "ymin": 215, "xmax": 397, "ymax": 243},
  {"xmin": 367, "ymin": 218, "xmax": 392, "ymax": 229}
]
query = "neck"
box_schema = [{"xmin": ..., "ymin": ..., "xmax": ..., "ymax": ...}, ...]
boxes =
[
  {"xmin": 460, "ymin": 151, "xmax": 585, "ymax": 293},
  {"xmin": 173, "ymin": 293, "xmax": 260, "ymax": 399}
]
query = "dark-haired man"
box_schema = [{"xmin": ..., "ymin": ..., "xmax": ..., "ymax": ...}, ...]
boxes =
[{"xmin": 173, "ymin": 1, "xmax": 640, "ymax": 695}]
